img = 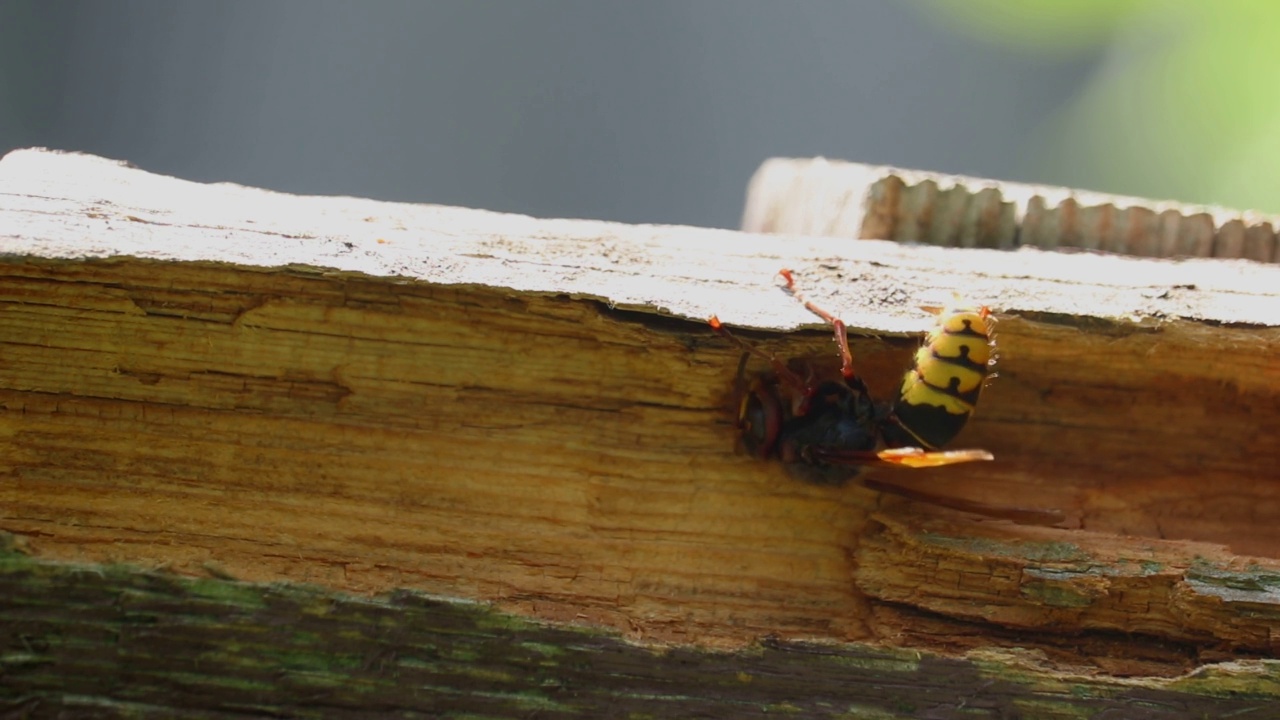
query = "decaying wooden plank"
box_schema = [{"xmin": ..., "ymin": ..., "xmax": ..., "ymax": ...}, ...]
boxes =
[
  {"xmin": 744, "ymin": 156, "xmax": 1280, "ymax": 262},
  {"xmin": 2, "ymin": 149, "xmax": 1280, "ymax": 707},
  {"xmin": 4, "ymin": 542, "xmax": 1279, "ymax": 719}
]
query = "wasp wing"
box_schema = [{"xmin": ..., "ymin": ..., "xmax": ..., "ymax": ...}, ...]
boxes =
[
  {"xmin": 807, "ymin": 445, "xmax": 1063, "ymax": 525},
  {"xmin": 877, "ymin": 447, "xmax": 994, "ymax": 467},
  {"xmin": 809, "ymin": 445, "xmax": 993, "ymax": 468}
]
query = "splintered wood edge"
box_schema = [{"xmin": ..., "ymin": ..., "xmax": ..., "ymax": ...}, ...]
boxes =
[
  {"xmin": 857, "ymin": 514, "xmax": 1280, "ymax": 656},
  {"xmin": 2, "ymin": 147, "xmax": 1279, "ymax": 334},
  {"xmin": 745, "ymin": 156, "xmax": 1280, "ymax": 262}
]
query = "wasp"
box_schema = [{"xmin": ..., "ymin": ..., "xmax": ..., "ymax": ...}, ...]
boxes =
[{"xmin": 711, "ymin": 269, "xmax": 1061, "ymax": 525}]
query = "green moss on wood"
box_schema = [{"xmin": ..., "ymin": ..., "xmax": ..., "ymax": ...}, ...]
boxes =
[
  {"xmin": 2, "ymin": 542, "xmax": 1279, "ymax": 719},
  {"xmin": 918, "ymin": 532, "xmax": 1088, "ymax": 564}
]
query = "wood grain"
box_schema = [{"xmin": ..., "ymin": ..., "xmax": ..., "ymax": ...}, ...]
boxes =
[{"xmin": 2, "ymin": 149, "xmax": 1280, "ymax": 680}]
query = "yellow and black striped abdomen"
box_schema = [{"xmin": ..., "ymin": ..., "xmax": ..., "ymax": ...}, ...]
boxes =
[{"xmin": 892, "ymin": 305, "xmax": 994, "ymax": 449}]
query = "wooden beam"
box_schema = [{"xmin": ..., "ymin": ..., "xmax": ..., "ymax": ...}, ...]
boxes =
[
  {"xmin": 744, "ymin": 156, "xmax": 1280, "ymax": 262},
  {"xmin": 3, "ymin": 149, "xmax": 1280, "ymax": 710}
]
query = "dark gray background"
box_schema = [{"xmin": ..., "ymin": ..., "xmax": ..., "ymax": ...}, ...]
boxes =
[{"xmin": 1, "ymin": 1, "xmax": 1098, "ymax": 228}]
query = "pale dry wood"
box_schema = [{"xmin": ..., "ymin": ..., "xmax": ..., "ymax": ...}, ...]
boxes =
[
  {"xmin": 1, "ymin": 149, "xmax": 1280, "ymax": 678},
  {"xmin": 745, "ymin": 156, "xmax": 1280, "ymax": 262},
  {"xmin": 1, "ymin": 150, "xmax": 1278, "ymax": 332}
]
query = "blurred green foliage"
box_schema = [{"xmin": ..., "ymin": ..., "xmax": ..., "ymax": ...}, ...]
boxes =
[{"xmin": 924, "ymin": 1, "xmax": 1280, "ymax": 213}]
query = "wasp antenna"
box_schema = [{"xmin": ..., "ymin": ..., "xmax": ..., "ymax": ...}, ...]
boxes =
[{"xmin": 708, "ymin": 315, "xmax": 810, "ymax": 393}]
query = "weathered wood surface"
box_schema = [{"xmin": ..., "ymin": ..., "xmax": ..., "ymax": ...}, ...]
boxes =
[
  {"xmin": 2, "ymin": 149, "xmax": 1280, "ymax": 712},
  {"xmin": 4, "ymin": 541, "xmax": 1278, "ymax": 719},
  {"xmin": 744, "ymin": 156, "xmax": 1280, "ymax": 262}
]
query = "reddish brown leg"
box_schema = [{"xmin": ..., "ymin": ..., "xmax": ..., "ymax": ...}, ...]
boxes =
[
  {"xmin": 778, "ymin": 269, "xmax": 855, "ymax": 380},
  {"xmin": 861, "ymin": 476, "xmax": 1066, "ymax": 526},
  {"xmin": 709, "ymin": 315, "xmax": 810, "ymax": 394}
]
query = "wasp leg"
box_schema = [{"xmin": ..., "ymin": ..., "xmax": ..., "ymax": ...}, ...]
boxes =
[
  {"xmin": 862, "ymin": 476, "xmax": 1066, "ymax": 526},
  {"xmin": 709, "ymin": 315, "xmax": 810, "ymax": 394},
  {"xmin": 778, "ymin": 269, "xmax": 855, "ymax": 380}
]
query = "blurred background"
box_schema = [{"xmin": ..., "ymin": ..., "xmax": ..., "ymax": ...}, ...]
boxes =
[{"xmin": 2, "ymin": 1, "xmax": 1275, "ymax": 229}]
